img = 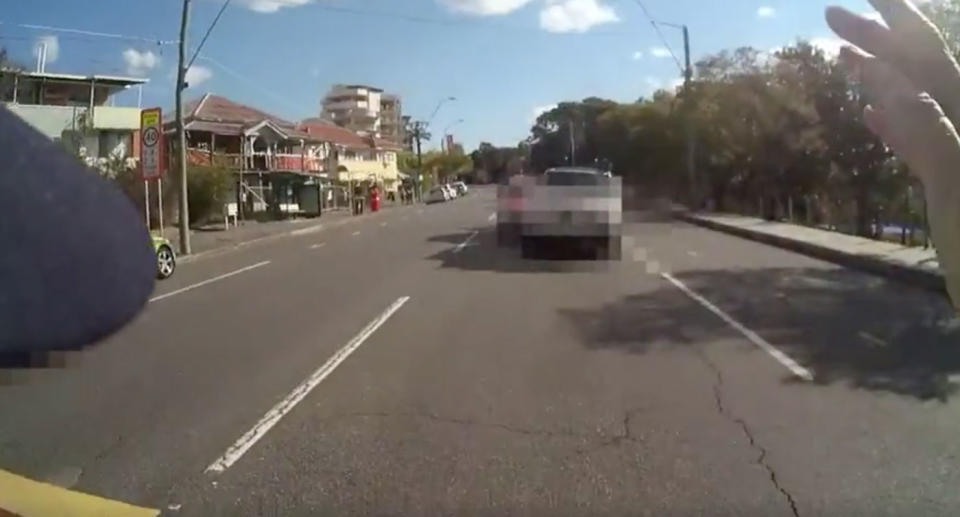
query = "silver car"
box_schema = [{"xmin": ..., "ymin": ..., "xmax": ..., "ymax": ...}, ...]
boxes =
[{"xmin": 518, "ymin": 167, "xmax": 622, "ymax": 259}]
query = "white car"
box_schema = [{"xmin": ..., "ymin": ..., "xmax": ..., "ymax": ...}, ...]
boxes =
[
  {"xmin": 452, "ymin": 181, "xmax": 468, "ymax": 196},
  {"xmin": 425, "ymin": 186, "xmax": 448, "ymax": 204},
  {"xmin": 442, "ymin": 184, "xmax": 458, "ymax": 199}
]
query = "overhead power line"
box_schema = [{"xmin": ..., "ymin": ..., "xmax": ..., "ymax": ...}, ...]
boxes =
[
  {"xmin": 0, "ymin": 21, "xmax": 177, "ymax": 46},
  {"xmin": 187, "ymin": 0, "xmax": 232, "ymax": 70},
  {"xmin": 629, "ymin": 0, "xmax": 684, "ymax": 72}
]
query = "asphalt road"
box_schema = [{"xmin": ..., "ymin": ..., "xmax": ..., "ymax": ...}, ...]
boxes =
[{"xmin": 2, "ymin": 186, "xmax": 959, "ymax": 516}]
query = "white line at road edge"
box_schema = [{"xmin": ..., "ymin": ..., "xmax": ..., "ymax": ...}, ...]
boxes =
[
  {"xmin": 204, "ymin": 296, "xmax": 411, "ymax": 474},
  {"xmin": 149, "ymin": 261, "xmax": 271, "ymax": 303},
  {"xmin": 290, "ymin": 224, "xmax": 324, "ymax": 236},
  {"xmin": 309, "ymin": 243, "xmax": 326, "ymax": 250},
  {"xmin": 660, "ymin": 273, "xmax": 814, "ymax": 381},
  {"xmin": 454, "ymin": 230, "xmax": 479, "ymax": 253}
]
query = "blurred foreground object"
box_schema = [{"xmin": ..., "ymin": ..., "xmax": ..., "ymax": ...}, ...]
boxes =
[
  {"xmin": 827, "ymin": 0, "xmax": 960, "ymax": 313},
  {"xmin": 0, "ymin": 107, "xmax": 155, "ymax": 357}
]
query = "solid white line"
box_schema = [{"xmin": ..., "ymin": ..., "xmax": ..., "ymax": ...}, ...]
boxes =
[
  {"xmin": 488, "ymin": 212, "xmax": 496, "ymax": 222},
  {"xmin": 454, "ymin": 230, "xmax": 479, "ymax": 253},
  {"xmin": 149, "ymin": 261, "xmax": 271, "ymax": 303},
  {"xmin": 351, "ymin": 231, "xmax": 361, "ymax": 236},
  {"xmin": 204, "ymin": 296, "xmax": 411, "ymax": 474},
  {"xmin": 309, "ymin": 242, "xmax": 326, "ymax": 250},
  {"xmin": 661, "ymin": 273, "xmax": 814, "ymax": 381}
]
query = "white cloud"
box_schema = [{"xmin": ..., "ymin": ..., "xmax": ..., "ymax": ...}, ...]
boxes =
[
  {"xmin": 667, "ymin": 77, "xmax": 685, "ymax": 90},
  {"xmin": 649, "ymin": 46, "xmax": 672, "ymax": 59},
  {"xmin": 185, "ymin": 65, "xmax": 213, "ymax": 86},
  {"xmin": 235, "ymin": 0, "xmax": 311, "ymax": 13},
  {"xmin": 122, "ymin": 49, "xmax": 159, "ymax": 76},
  {"xmin": 437, "ymin": 0, "xmax": 534, "ymax": 15},
  {"xmin": 632, "ymin": 50, "xmax": 644, "ymax": 60},
  {"xmin": 756, "ymin": 6, "xmax": 776, "ymax": 18},
  {"xmin": 539, "ymin": 0, "xmax": 619, "ymax": 33},
  {"xmin": 33, "ymin": 35, "xmax": 59, "ymax": 64},
  {"xmin": 531, "ymin": 103, "xmax": 557, "ymax": 123},
  {"xmin": 810, "ymin": 36, "xmax": 844, "ymax": 58}
]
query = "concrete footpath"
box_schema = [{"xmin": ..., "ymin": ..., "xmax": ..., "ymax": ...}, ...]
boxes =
[
  {"xmin": 160, "ymin": 204, "xmax": 400, "ymax": 260},
  {"xmin": 678, "ymin": 211, "xmax": 946, "ymax": 293}
]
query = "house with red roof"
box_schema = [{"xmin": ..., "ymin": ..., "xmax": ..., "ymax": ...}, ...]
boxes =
[{"xmin": 167, "ymin": 93, "xmax": 403, "ymax": 216}]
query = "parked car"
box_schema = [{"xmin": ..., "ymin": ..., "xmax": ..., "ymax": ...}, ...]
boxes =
[
  {"xmin": 442, "ymin": 184, "xmax": 458, "ymax": 199},
  {"xmin": 517, "ymin": 167, "xmax": 622, "ymax": 260},
  {"xmin": 425, "ymin": 185, "xmax": 448, "ymax": 204},
  {"xmin": 453, "ymin": 181, "xmax": 468, "ymax": 196},
  {"xmin": 153, "ymin": 235, "xmax": 176, "ymax": 279}
]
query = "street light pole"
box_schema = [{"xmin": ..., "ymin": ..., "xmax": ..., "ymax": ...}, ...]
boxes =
[
  {"xmin": 428, "ymin": 96, "xmax": 456, "ymax": 126},
  {"xmin": 682, "ymin": 24, "xmax": 696, "ymax": 209},
  {"xmin": 412, "ymin": 121, "xmax": 426, "ymax": 201},
  {"xmin": 175, "ymin": 0, "xmax": 192, "ymax": 254},
  {"xmin": 656, "ymin": 21, "xmax": 696, "ymax": 208}
]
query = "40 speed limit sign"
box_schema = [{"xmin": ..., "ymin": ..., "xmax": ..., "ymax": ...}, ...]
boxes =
[{"xmin": 140, "ymin": 108, "xmax": 164, "ymax": 180}]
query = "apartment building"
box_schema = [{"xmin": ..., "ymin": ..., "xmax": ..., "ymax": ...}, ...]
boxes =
[
  {"xmin": 379, "ymin": 93, "xmax": 404, "ymax": 146},
  {"xmin": 1, "ymin": 69, "xmax": 146, "ymax": 168},
  {"xmin": 320, "ymin": 84, "xmax": 405, "ymax": 147}
]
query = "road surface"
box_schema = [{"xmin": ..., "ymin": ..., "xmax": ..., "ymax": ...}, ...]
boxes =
[{"xmin": 2, "ymin": 186, "xmax": 959, "ymax": 516}]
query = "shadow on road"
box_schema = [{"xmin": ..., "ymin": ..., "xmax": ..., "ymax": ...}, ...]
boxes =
[
  {"xmin": 558, "ymin": 267, "xmax": 960, "ymax": 401},
  {"xmin": 426, "ymin": 228, "xmax": 621, "ymax": 274}
]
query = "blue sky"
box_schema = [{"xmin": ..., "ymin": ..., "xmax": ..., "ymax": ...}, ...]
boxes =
[{"xmin": 1, "ymin": 0, "xmax": 886, "ymax": 150}]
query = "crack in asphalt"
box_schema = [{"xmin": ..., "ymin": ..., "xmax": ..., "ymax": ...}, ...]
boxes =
[
  {"xmin": 322, "ymin": 409, "xmax": 655, "ymax": 461},
  {"xmin": 696, "ymin": 350, "xmax": 800, "ymax": 517},
  {"xmin": 327, "ymin": 411, "xmax": 585, "ymax": 440}
]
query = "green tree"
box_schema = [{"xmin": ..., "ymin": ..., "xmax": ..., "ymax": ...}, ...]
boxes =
[
  {"xmin": 187, "ymin": 165, "xmax": 233, "ymax": 224},
  {"xmin": 922, "ymin": 0, "xmax": 960, "ymax": 57}
]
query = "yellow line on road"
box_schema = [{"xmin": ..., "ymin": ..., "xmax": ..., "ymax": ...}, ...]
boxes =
[{"xmin": 0, "ymin": 469, "xmax": 158, "ymax": 517}]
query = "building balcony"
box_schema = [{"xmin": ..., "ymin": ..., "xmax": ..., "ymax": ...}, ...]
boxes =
[
  {"xmin": 4, "ymin": 103, "xmax": 144, "ymax": 139},
  {"xmin": 4, "ymin": 103, "xmax": 87, "ymax": 139},
  {"xmin": 91, "ymin": 106, "xmax": 140, "ymax": 130},
  {"xmin": 187, "ymin": 148, "xmax": 323, "ymax": 173}
]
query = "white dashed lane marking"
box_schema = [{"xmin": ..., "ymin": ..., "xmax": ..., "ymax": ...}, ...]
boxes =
[
  {"xmin": 661, "ymin": 273, "xmax": 814, "ymax": 381},
  {"xmin": 150, "ymin": 261, "xmax": 271, "ymax": 303},
  {"xmin": 205, "ymin": 296, "xmax": 411, "ymax": 474}
]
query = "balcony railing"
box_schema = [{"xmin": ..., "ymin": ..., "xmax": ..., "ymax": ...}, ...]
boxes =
[
  {"xmin": 188, "ymin": 148, "xmax": 243, "ymax": 169},
  {"xmin": 187, "ymin": 148, "xmax": 322, "ymax": 173}
]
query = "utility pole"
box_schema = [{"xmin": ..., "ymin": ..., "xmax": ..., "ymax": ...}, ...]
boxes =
[
  {"xmin": 175, "ymin": 0, "xmax": 192, "ymax": 254},
  {"xmin": 414, "ymin": 121, "xmax": 425, "ymax": 201},
  {"xmin": 568, "ymin": 119, "xmax": 576, "ymax": 166},
  {"xmin": 682, "ymin": 25, "xmax": 697, "ymax": 209}
]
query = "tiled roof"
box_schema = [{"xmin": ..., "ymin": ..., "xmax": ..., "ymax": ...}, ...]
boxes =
[
  {"xmin": 189, "ymin": 93, "xmax": 293, "ymax": 127},
  {"xmin": 175, "ymin": 94, "xmax": 398, "ymax": 150},
  {"xmin": 297, "ymin": 118, "xmax": 368, "ymax": 148},
  {"xmin": 183, "ymin": 120, "xmax": 244, "ymax": 135}
]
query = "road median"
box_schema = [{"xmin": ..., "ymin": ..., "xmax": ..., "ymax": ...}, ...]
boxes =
[{"xmin": 676, "ymin": 210, "xmax": 946, "ymax": 294}]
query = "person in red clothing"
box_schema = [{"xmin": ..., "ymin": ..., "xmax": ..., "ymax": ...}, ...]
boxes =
[{"xmin": 370, "ymin": 183, "xmax": 381, "ymax": 212}]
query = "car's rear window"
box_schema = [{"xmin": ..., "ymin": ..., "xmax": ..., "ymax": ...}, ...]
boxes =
[{"xmin": 545, "ymin": 172, "xmax": 602, "ymax": 186}]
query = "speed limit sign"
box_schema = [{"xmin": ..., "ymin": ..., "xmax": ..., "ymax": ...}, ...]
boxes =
[{"xmin": 140, "ymin": 108, "xmax": 164, "ymax": 180}]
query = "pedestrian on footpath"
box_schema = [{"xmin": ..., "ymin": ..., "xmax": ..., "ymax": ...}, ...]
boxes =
[
  {"xmin": 353, "ymin": 183, "xmax": 364, "ymax": 215},
  {"xmin": 827, "ymin": 0, "xmax": 960, "ymax": 313}
]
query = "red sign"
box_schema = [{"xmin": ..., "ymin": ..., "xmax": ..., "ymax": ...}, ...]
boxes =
[{"xmin": 140, "ymin": 108, "xmax": 164, "ymax": 180}]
